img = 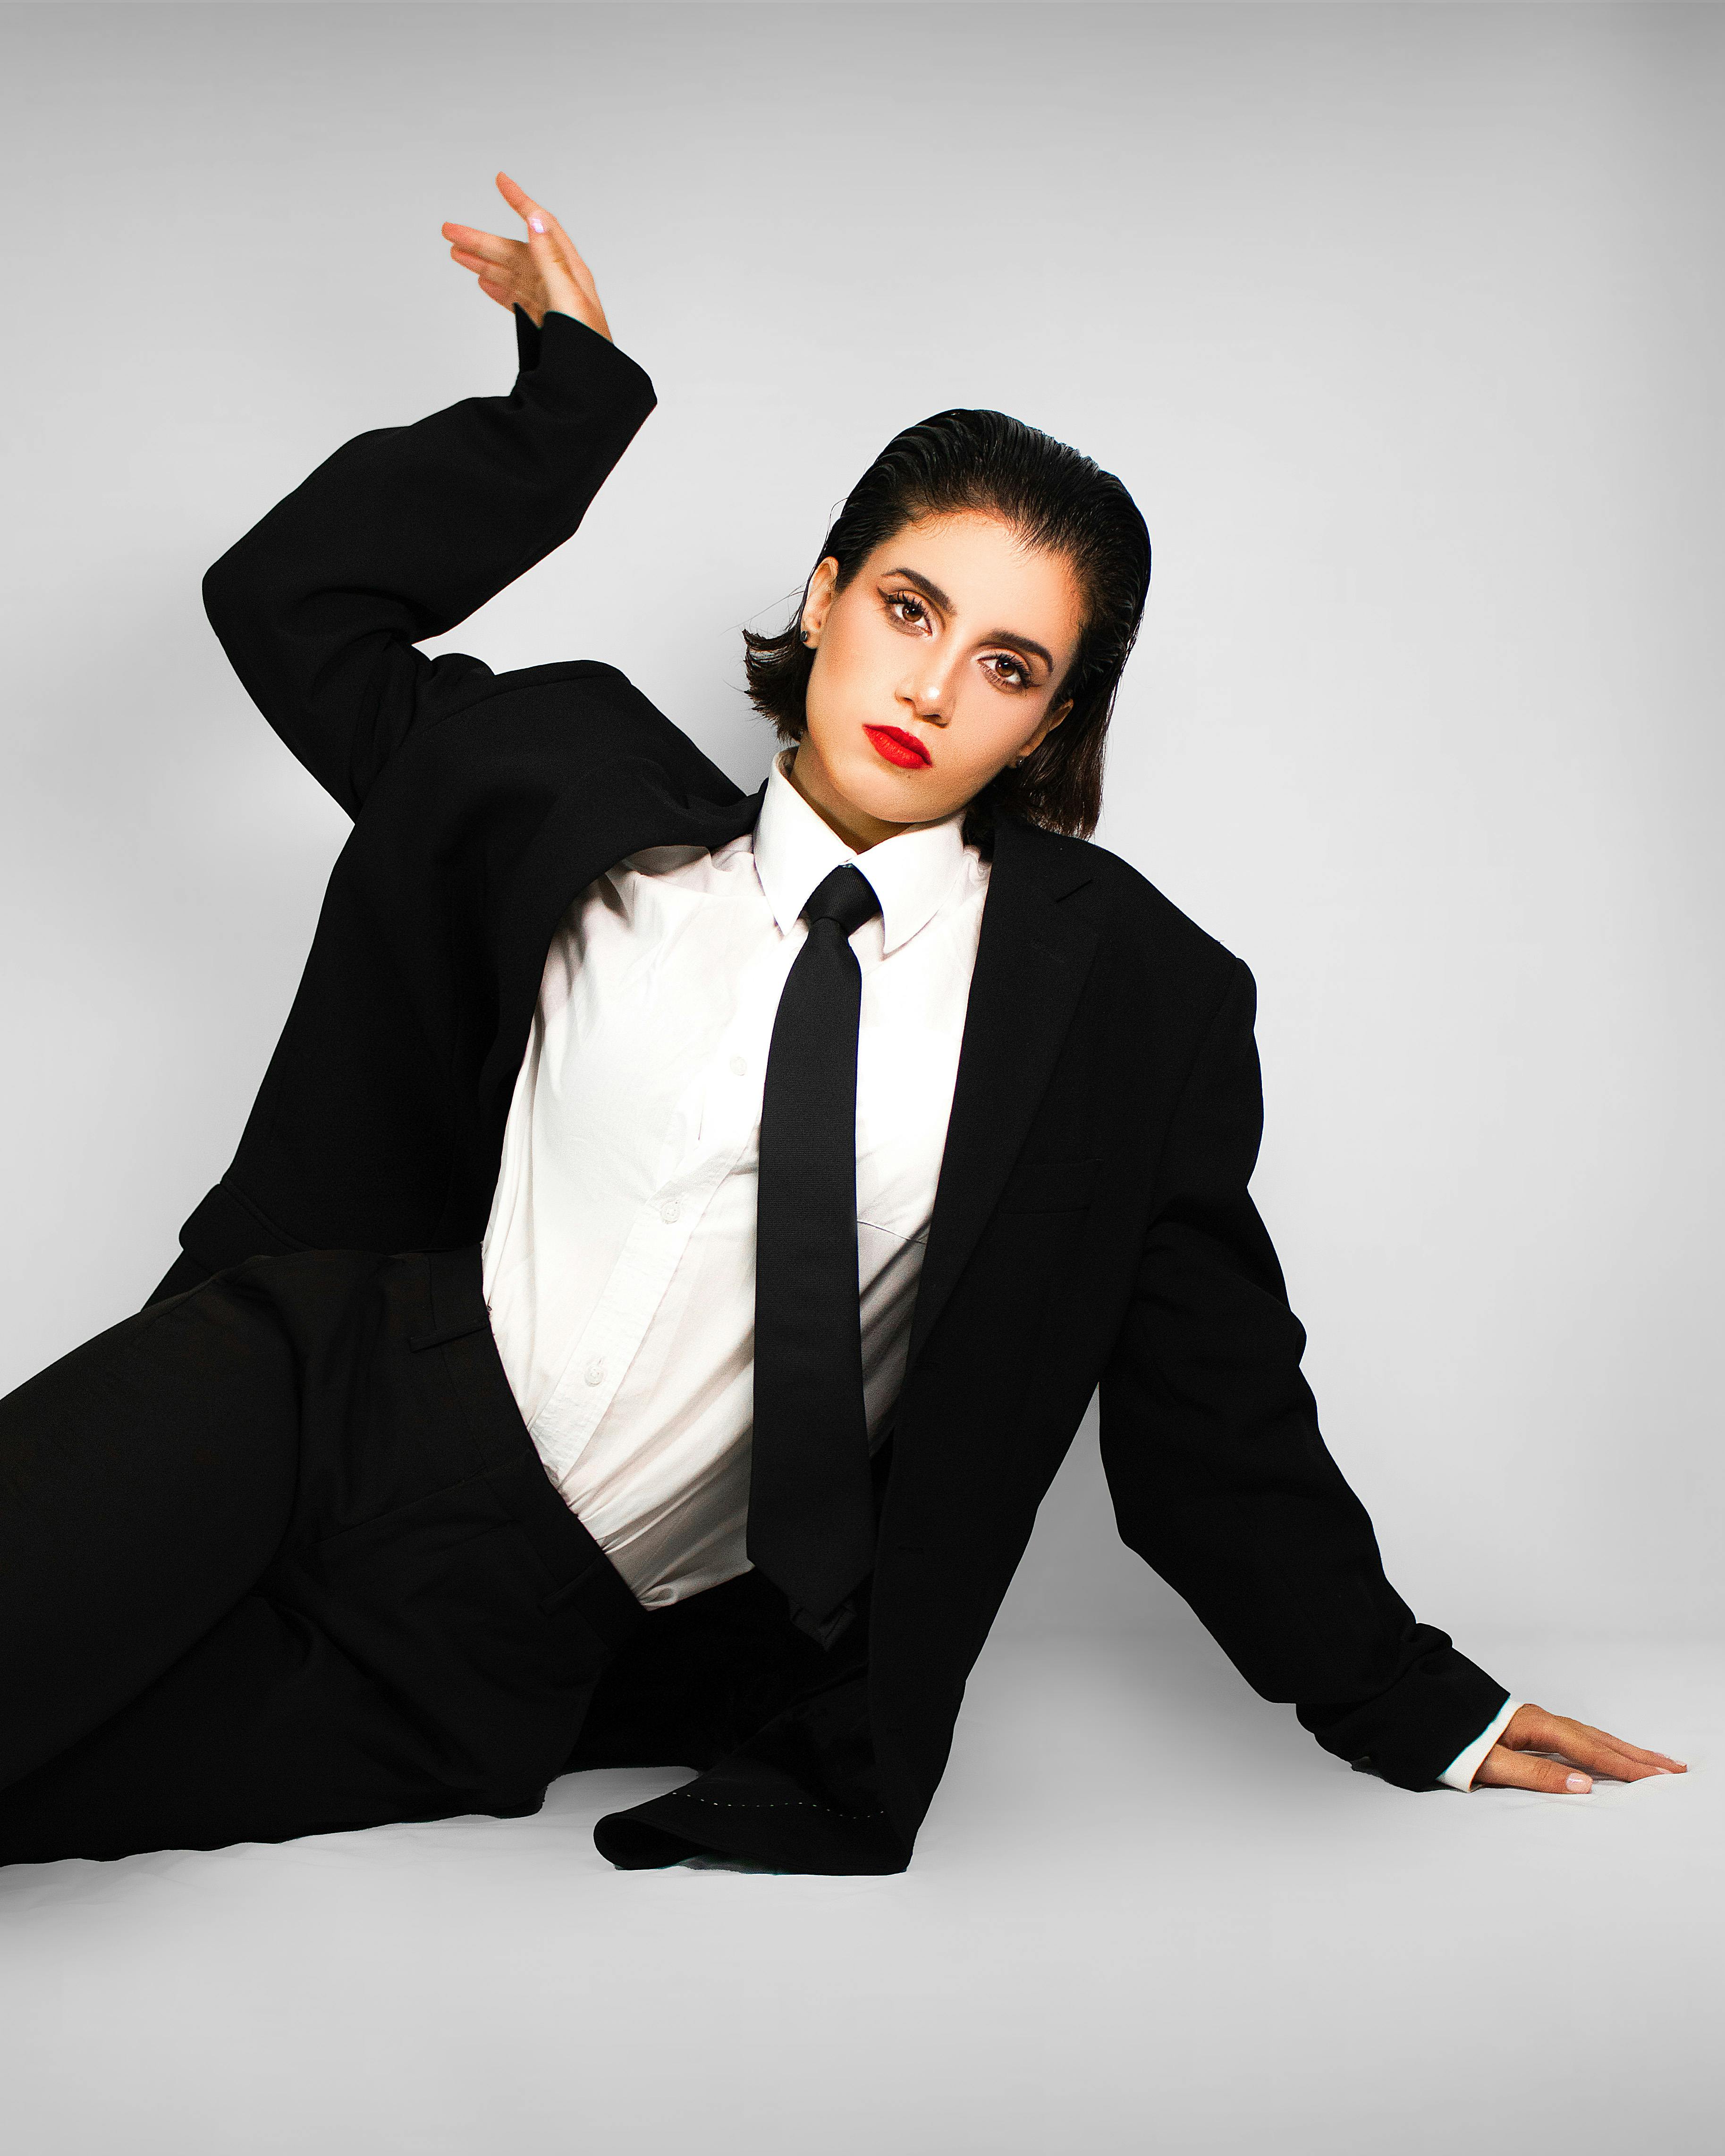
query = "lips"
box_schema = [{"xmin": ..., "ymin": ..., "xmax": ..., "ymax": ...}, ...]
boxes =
[{"xmin": 863, "ymin": 725, "xmax": 932, "ymax": 769}]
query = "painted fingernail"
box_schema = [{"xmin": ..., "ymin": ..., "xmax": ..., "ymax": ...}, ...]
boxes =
[
  {"xmin": 528, "ymin": 215, "xmax": 546, "ymax": 234},
  {"xmin": 1566, "ymin": 1773, "xmax": 1591, "ymax": 1793}
]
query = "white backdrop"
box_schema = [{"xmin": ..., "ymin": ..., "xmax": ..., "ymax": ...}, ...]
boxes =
[{"xmin": 2, "ymin": 0, "xmax": 1721, "ymax": 1657}]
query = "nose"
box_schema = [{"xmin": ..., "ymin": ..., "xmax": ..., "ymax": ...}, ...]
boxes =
[{"xmin": 900, "ymin": 661, "xmax": 953, "ymax": 725}]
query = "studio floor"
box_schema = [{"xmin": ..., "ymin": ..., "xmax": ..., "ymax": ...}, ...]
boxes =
[{"xmin": 0, "ymin": 1628, "xmax": 1715, "ymax": 2155}]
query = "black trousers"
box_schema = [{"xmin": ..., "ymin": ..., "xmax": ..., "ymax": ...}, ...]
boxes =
[{"xmin": 0, "ymin": 1246, "xmax": 906, "ymax": 1875}]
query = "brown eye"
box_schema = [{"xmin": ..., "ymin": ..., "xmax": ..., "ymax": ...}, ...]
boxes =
[{"xmin": 887, "ymin": 591, "xmax": 928, "ymax": 625}]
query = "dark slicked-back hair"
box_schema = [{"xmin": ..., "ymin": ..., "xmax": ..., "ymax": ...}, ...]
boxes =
[{"xmin": 743, "ymin": 406, "xmax": 1150, "ymax": 849}]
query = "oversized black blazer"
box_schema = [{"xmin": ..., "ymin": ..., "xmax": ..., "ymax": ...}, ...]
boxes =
[{"xmin": 173, "ymin": 304, "xmax": 1506, "ymax": 1854}]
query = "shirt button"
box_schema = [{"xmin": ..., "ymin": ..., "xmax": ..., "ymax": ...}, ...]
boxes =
[
  {"xmin": 660, "ymin": 1197, "xmax": 682, "ymax": 1224},
  {"xmin": 729, "ymin": 1054, "xmax": 747, "ymax": 1076},
  {"xmin": 584, "ymin": 1358, "xmax": 606, "ymax": 1388}
]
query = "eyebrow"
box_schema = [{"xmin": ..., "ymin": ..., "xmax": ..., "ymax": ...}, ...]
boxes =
[{"xmin": 881, "ymin": 566, "xmax": 1056, "ymax": 674}]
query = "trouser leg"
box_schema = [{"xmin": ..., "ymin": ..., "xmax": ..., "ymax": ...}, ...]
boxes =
[
  {"xmin": 0, "ymin": 1512, "xmax": 626, "ymax": 1868},
  {"xmin": 0, "ymin": 1247, "xmax": 646, "ymax": 1868},
  {"xmin": 0, "ymin": 1588, "xmax": 525, "ymax": 1865},
  {"xmin": 0, "ymin": 1277, "xmax": 300, "ymax": 1796}
]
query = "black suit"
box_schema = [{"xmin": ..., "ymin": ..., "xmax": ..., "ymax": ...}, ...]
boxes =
[{"xmin": 17, "ymin": 306, "xmax": 1503, "ymax": 1867}]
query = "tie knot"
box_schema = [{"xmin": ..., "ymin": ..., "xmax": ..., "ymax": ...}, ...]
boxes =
[{"xmin": 801, "ymin": 863, "xmax": 882, "ymax": 940}]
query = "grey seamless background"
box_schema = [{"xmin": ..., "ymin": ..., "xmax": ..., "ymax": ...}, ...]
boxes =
[
  {"xmin": 2, "ymin": 0, "xmax": 1721, "ymax": 1665},
  {"xmin": 2, "ymin": 13, "xmax": 1722, "ymax": 2154}
]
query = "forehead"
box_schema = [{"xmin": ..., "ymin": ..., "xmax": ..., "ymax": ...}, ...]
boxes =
[{"xmin": 862, "ymin": 511, "xmax": 1083, "ymax": 639}]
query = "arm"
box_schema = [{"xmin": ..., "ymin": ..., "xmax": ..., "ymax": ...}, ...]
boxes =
[
  {"xmin": 1099, "ymin": 960, "xmax": 1684, "ymax": 1794},
  {"xmin": 202, "ymin": 175, "xmax": 654, "ymax": 815},
  {"xmin": 1098, "ymin": 959, "xmax": 1505, "ymax": 1788}
]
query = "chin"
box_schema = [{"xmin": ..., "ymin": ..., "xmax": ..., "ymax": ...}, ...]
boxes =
[
  {"xmin": 841, "ymin": 755, "xmax": 921, "ymax": 813},
  {"xmin": 845, "ymin": 756, "xmax": 956, "ymax": 827},
  {"xmin": 802, "ymin": 722, "xmax": 964, "ymax": 832}
]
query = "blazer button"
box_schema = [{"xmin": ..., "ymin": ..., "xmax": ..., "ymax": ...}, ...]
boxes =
[{"xmin": 584, "ymin": 1358, "xmax": 606, "ymax": 1388}]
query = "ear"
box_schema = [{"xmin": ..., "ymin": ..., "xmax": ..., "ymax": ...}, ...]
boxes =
[{"xmin": 802, "ymin": 556, "xmax": 840, "ymax": 643}]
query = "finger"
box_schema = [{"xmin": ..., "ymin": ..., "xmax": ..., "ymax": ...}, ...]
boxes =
[
  {"xmin": 491, "ymin": 171, "xmax": 610, "ymax": 339},
  {"xmin": 521, "ymin": 213, "xmax": 586, "ymax": 319},
  {"xmin": 492, "ymin": 171, "xmax": 557, "ymax": 258},
  {"xmin": 448, "ymin": 252, "xmax": 526, "ymax": 315},
  {"xmin": 523, "ymin": 213, "xmax": 576, "ymax": 294},
  {"xmin": 1512, "ymin": 1708, "xmax": 1687, "ymax": 1774},
  {"xmin": 541, "ymin": 207, "xmax": 595, "ymax": 284},
  {"xmin": 448, "ymin": 244, "xmax": 519, "ymax": 287},
  {"xmin": 494, "ymin": 170, "xmax": 540, "ymax": 221},
  {"xmin": 1545, "ymin": 1741, "xmax": 1676, "ymax": 1785},
  {"xmin": 1554, "ymin": 1723, "xmax": 1686, "ymax": 1770},
  {"xmin": 494, "ymin": 171, "xmax": 564, "ymax": 272},
  {"xmin": 1546, "ymin": 1728, "xmax": 1684, "ymax": 1782},
  {"xmin": 440, "ymin": 221, "xmax": 523, "ymax": 269},
  {"xmin": 1472, "ymin": 1744, "xmax": 1595, "ymax": 1795},
  {"xmin": 490, "ymin": 174, "xmax": 580, "ymax": 282}
]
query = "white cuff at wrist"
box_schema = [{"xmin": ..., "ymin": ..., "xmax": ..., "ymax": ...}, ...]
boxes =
[{"xmin": 1438, "ymin": 1696, "xmax": 1523, "ymax": 1791}]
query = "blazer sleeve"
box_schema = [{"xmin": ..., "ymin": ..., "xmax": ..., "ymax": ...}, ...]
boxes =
[
  {"xmin": 1097, "ymin": 956, "xmax": 1510, "ymax": 1790},
  {"xmin": 199, "ymin": 306, "xmax": 658, "ymax": 816}
]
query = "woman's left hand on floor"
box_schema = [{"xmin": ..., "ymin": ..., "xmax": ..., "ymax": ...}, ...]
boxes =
[{"xmin": 1472, "ymin": 1701, "xmax": 1688, "ymax": 1793}]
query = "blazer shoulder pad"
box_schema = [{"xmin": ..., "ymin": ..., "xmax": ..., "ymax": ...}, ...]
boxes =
[{"xmin": 1054, "ymin": 832, "xmax": 1249, "ymax": 989}]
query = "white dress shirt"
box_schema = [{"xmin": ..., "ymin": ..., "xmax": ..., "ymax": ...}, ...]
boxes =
[
  {"xmin": 480, "ymin": 745, "xmax": 1509, "ymax": 1789},
  {"xmin": 482, "ymin": 748, "xmax": 987, "ymax": 1608}
]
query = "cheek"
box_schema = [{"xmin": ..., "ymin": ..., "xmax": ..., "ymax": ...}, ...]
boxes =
[
  {"xmin": 804, "ymin": 618, "xmax": 895, "ymax": 754},
  {"xmin": 817, "ymin": 607, "xmax": 893, "ymax": 703},
  {"xmin": 948, "ymin": 680, "xmax": 1046, "ymax": 766}
]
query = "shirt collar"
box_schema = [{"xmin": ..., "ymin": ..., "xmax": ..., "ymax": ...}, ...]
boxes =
[{"xmin": 751, "ymin": 749, "xmax": 971, "ymax": 956}]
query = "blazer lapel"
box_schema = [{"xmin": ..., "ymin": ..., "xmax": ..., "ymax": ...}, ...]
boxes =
[{"xmin": 904, "ymin": 813, "xmax": 1101, "ymax": 1374}]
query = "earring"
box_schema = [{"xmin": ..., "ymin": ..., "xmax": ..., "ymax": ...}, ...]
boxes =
[{"xmin": 800, "ymin": 630, "xmax": 812, "ymax": 646}]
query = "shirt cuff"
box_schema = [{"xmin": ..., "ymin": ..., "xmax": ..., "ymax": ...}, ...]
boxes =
[{"xmin": 1437, "ymin": 1695, "xmax": 1522, "ymax": 1791}]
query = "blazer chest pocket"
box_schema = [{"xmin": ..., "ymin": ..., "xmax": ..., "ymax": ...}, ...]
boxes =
[{"xmin": 996, "ymin": 1156, "xmax": 1102, "ymax": 1216}]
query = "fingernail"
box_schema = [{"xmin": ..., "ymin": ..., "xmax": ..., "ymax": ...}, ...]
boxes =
[
  {"xmin": 529, "ymin": 215, "xmax": 546, "ymax": 234},
  {"xmin": 1566, "ymin": 1773, "xmax": 1591, "ymax": 1793}
]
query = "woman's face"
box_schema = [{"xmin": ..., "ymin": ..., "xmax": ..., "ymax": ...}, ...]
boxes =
[{"xmin": 790, "ymin": 510, "xmax": 1085, "ymax": 851}]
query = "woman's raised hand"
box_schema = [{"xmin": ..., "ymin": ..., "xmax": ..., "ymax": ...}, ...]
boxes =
[{"xmin": 441, "ymin": 172, "xmax": 612, "ymax": 341}]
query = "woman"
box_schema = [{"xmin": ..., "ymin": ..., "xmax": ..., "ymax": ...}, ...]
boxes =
[{"xmin": 0, "ymin": 173, "xmax": 1680, "ymax": 1876}]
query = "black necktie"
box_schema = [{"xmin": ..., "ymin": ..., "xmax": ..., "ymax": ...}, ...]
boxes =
[{"xmin": 748, "ymin": 862, "xmax": 884, "ymax": 1641}]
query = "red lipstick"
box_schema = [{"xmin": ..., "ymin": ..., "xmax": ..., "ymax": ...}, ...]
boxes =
[{"xmin": 863, "ymin": 725, "xmax": 932, "ymax": 769}]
